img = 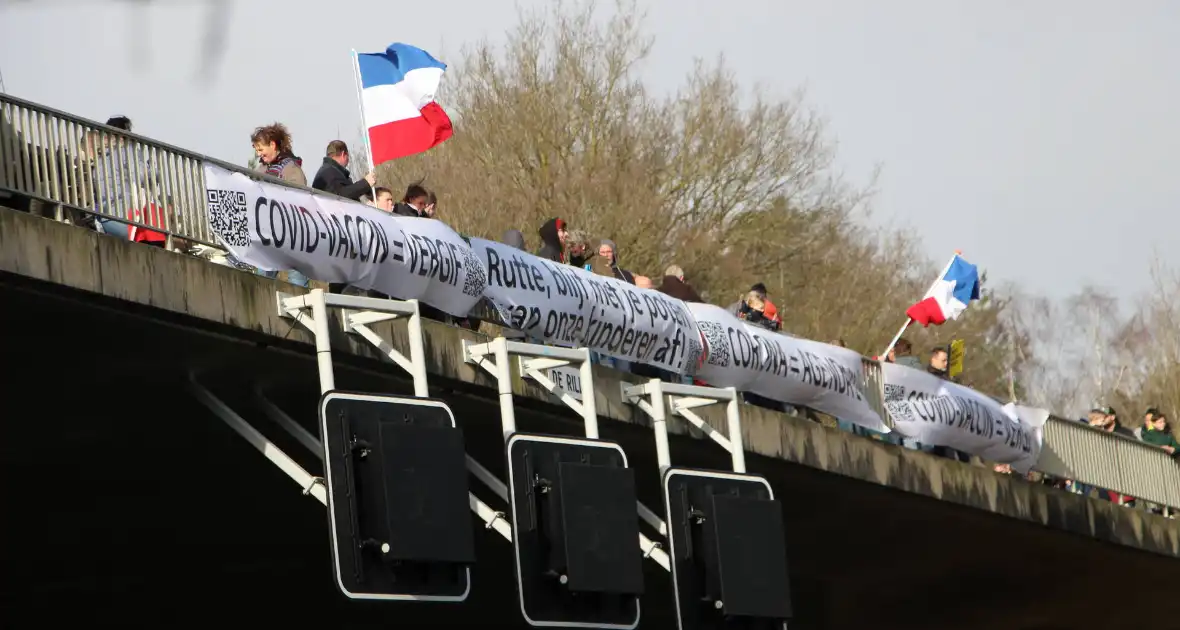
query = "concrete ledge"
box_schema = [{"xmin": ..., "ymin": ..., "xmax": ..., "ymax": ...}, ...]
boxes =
[{"xmin": 2, "ymin": 206, "xmax": 1177, "ymax": 558}]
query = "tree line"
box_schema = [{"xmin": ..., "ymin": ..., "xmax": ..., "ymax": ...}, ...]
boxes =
[{"xmin": 377, "ymin": 0, "xmax": 1170, "ymax": 421}]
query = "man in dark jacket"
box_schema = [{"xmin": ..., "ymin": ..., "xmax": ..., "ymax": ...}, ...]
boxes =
[
  {"xmin": 537, "ymin": 218, "xmax": 568, "ymax": 262},
  {"xmin": 658, "ymin": 265, "xmax": 703, "ymax": 302},
  {"xmin": 927, "ymin": 346, "xmax": 950, "ymax": 379},
  {"xmin": 311, "ymin": 140, "xmax": 375, "ymax": 201}
]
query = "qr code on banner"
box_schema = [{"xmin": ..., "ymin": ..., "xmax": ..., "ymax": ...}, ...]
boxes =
[
  {"xmin": 697, "ymin": 321, "xmax": 730, "ymax": 367},
  {"xmin": 885, "ymin": 401, "xmax": 917, "ymax": 425},
  {"xmin": 460, "ymin": 246, "xmax": 487, "ymax": 298},
  {"xmin": 206, "ymin": 189, "xmax": 249, "ymax": 248},
  {"xmin": 883, "ymin": 383, "xmax": 906, "ymax": 403}
]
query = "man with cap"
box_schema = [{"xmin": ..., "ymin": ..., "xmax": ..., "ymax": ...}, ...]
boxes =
[{"xmin": 1088, "ymin": 405, "xmax": 1135, "ymax": 438}]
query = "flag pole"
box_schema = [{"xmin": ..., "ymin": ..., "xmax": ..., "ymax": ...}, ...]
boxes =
[
  {"xmin": 879, "ymin": 250, "xmax": 962, "ymax": 360},
  {"xmin": 350, "ymin": 49, "xmax": 377, "ymax": 201}
]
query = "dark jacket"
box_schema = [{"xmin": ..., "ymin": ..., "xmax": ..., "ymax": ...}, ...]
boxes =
[
  {"xmin": 599, "ymin": 238, "xmax": 635, "ymax": 284},
  {"xmin": 736, "ymin": 300, "xmax": 781, "ymax": 331},
  {"xmin": 659, "ymin": 275, "xmax": 703, "ymax": 302},
  {"xmin": 537, "ymin": 218, "xmax": 565, "ymax": 263},
  {"xmin": 311, "ymin": 157, "xmax": 370, "ymax": 201},
  {"xmin": 391, "ymin": 202, "xmax": 421, "ymax": 218}
]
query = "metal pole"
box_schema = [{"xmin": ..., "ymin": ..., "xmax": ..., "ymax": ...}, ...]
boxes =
[
  {"xmin": 406, "ymin": 299, "xmax": 429, "ymax": 397},
  {"xmin": 878, "ymin": 319, "xmax": 912, "ymax": 364},
  {"xmin": 725, "ymin": 388, "xmax": 747, "ymax": 473},
  {"xmin": 188, "ymin": 376, "xmax": 327, "ymax": 505},
  {"xmin": 255, "ymin": 388, "xmax": 323, "ymax": 459},
  {"xmin": 578, "ymin": 348, "xmax": 599, "ymax": 439},
  {"xmin": 649, "ymin": 380, "xmax": 672, "ymax": 472},
  {"xmin": 351, "ymin": 49, "xmax": 377, "ymax": 198},
  {"xmin": 493, "ymin": 337, "xmax": 517, "ymax": 440},
  {"xmin": 309, "ymin": 289, "xmax": 336, "ymax": 393}
]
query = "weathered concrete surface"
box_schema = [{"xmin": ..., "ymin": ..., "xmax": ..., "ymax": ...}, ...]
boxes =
[{"xmin": 1, "ymin": 205, "xmax": 1177, "ymax": 561}]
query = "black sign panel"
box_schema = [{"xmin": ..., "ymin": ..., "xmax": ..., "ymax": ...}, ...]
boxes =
[
  {"xmin": 507, "ymin": 433, "xmax": 643, "ymax": 629},
  {"xmin": 320, "ymin": 391, "xmax": 474, "ymax": 601},
  {"xmin": 664, "ymin": 468, "xmax": 791, "ymax": 630}
]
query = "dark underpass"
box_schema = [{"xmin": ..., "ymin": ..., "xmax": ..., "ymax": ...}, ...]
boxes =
[{"xmin": 2, "ymin": 272, "xmax": 1180, "ymax": 630}]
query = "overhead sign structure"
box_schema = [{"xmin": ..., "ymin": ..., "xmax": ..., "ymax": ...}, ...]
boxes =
[
  {"xmin": 319, "ymin": 391, "xmax": 475, "ymax": 601},
  {"xmin": 663, "ymin": 469, "xmax": 791, "ymax": 630},
  {"xmin": 622, "ymin": 380, "xmax": 793, "ymax": 630},
  {"xmin": 506, "ymin": 434, "xmax": 644, "ymax": 629}
]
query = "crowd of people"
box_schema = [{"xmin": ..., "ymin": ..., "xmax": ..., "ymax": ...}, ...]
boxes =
[{"xmin": 22, "ymin": 113, "xmax": 1176, "ymax": 518}]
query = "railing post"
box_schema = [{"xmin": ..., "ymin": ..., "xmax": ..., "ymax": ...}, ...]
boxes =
[
  {"xmin": 725, "ymin": 387, "xmax": 746, "ymax": 473},
  {"xmin": 578, "ymin": 348, "xmax": 599, "ymax": 439},
  {"xmin": 405, "ymin": 299, "xmax": 429, "ymax": 398},
  {"xmin": 493, "ymin": 337, "xmax": 517, "ymax": 439},
  {"xmin": 648, "ymin": 380, "xmax": 673, "ymax": 473},
  {"xmin": 308, "ymin": 289, "xmax": 336, "ymax": 394}
]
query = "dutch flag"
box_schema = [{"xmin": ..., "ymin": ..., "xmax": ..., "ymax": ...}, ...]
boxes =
[{"xmin": 355, "ymin": 43, "xmax": 453, "ymax": 164}]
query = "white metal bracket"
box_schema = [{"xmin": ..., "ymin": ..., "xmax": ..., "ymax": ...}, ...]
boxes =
[
  {"xmin": 462, "ymin": 337, "xmax": 599, "ymax": 439},
  {"xmin": 277, "ymin": 289, "xmax": 429, "ymax": 397},
  {"xmin": 462, "ymin": 337, "xmax": 671, "ymax": 571},
  {"xmin": 622, "ymin": 379, "xmax": 747, "ymax": 474},
  {"xmin": 189, "ymin": 373, "xmax": 513, "ymax": 543}
]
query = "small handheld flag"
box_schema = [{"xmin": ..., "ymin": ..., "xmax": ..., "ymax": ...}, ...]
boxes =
[
  {"xmin": 906, "ymin": 254, "xmax": 981, "ymax": 327},
  {"xmin": 353, "ymin": 43, "xmax": 453, "ymax": 165}
]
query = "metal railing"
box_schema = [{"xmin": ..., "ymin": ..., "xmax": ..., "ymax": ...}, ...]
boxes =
[
  {"xmin": 861, "ymin": 358, "xmax": 889, "ymax": 426},
  {"xmin": 1038, "ymin": 417, "xmax": 1180, "ymax": 509},
  {"xmin": 0, "ymin": 93, "xmax": 218, "ymax": 248},
  {"xmin": 2, "ymin": 92, "xmax": 1178, "ymax": 511}
]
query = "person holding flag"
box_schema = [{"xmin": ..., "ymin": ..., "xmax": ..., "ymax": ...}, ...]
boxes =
[{"xmin": 880, "ymin": 251, "xmax": 981, "ymax": 360}]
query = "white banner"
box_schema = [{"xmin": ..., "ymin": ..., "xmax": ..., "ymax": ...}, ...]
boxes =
[
  {"xmin": 688, "ymin": 303, "xmax": 887, "ymax": 433},
  {"xmin": 880, "ymin": 362, "xmax": 1046, "ymax": 472},
  {"xmin": 470, "ymin": 238, "xmax": 704, "ymax": 374},
  {"xmin": 202, "ymin": 163, "xmax": 486, "ymax": 317}
]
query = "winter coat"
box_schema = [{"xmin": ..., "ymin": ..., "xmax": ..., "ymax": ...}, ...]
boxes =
[
  {"xmin": 659, "ymin": 275, "xmax": 703, "ymax": 303},
  {"xmin": 255, "ymin": 152, "xmax": 306, "ymax": 186},
  {"xmin": 537, "ymin": 218, "xmax": 566, "ymax": 263},
  {"xmin": 311, "ymin": 157, "xmax": 370, "ymax": 201}
]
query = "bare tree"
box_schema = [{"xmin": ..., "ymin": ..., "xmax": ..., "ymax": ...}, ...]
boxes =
[{"xmin": 373, "ymin": 0, "xmax": 1024, "ymax": 394}]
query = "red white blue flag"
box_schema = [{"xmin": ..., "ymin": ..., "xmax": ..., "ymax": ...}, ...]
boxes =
[
  {"xmin": 356, "ymin": 43, "xmax": 453, "ymax": 164},
  {"xmin": 906, "ymin": 254, "xmax": 981, "ymax": 326}
]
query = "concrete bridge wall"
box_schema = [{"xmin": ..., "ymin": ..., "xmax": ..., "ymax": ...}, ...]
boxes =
[{"xmin": 2, "ymin": 206, "xmax": 1179, "ymax": 629}]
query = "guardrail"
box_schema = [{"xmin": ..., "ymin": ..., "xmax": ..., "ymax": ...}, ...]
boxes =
[
  {"xmin": 1038, "ymin": 417, "xmax": 1180, "ymax": 509},
  {"xmin": 2, "ymin": 92, "xmax": 1178, "ymax": 511},
  {"xmin": 0, "ymin": 93, "xmax": 218, "ymax": 248}
]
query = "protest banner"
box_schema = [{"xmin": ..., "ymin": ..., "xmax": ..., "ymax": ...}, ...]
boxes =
[
  {"xmin": 469, "ymin": 237, "xmax": 704, "ymax": 374},
  {"xmin": 880, "ymin": 362, "xmax": 1046, "ymax": 472},
  {"xmin": 688, "ymin": 303, "xmax": 887, "ymax": 433},
  {"xmin": 202, "ymin": 163, "xmax": 486, "ymax": 316}
]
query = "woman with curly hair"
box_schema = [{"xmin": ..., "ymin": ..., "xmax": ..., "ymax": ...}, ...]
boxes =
[
  {"xmin": 250, "ymin": 123, "xmax": 306, "ymax": 186},
  {"xmin": 246, "ymin": 122, "xmax": 309, "ymax": 286}
]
